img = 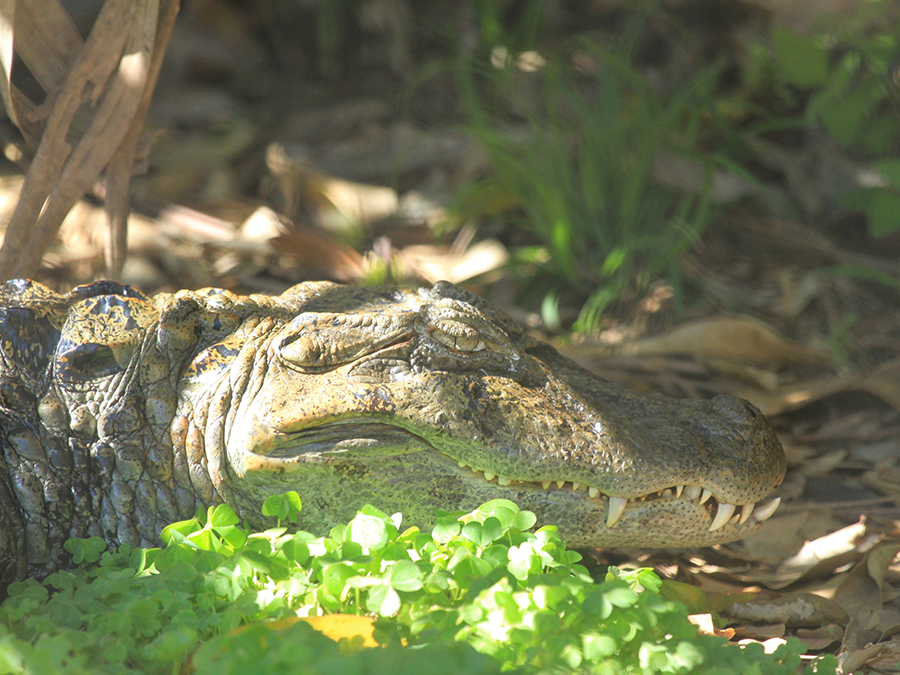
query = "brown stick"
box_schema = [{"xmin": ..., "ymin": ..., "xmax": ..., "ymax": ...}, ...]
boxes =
[
  {"xmin": 0, "ymin": 0, "xmax": 159, "ymax": 280},
  {"xmin": 105, "ymin": 0, "xmax": 181, "ymax": 279}
]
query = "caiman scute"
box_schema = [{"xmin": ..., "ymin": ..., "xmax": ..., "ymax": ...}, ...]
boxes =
[{"xmin": 0, "ymin": 279, "xmax": 786, "ymax": 582}]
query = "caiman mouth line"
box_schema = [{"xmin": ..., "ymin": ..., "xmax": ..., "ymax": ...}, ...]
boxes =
[
  {"xmin": 269, "ymin": 421, "xmax": 431, "ymax": 456},
  {"xmin": 272, "ymin": 419, "xmax": 782, "ymax": 535},
  {"xmin": 452, "ymin": 457, "xmax": 782, "ymax": 533}
]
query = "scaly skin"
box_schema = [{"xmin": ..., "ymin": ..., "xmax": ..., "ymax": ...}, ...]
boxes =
[{"xmin": 0, "ymin": 279, "xmax": 785, "ymax": 582}]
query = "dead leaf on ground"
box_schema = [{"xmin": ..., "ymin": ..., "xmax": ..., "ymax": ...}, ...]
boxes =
[
  {"xmin": 737, "ymin": 519, "xmax": 872, "ymax": 589},
  {"xmin": 834, "ymin": 544, "xmax": 900, "ymax": 655},
  {"xmin": 797, "ymin": 449, "xmax": 848, "ymax": 477},
  {"xmin": 862, "ymin": 461, "xmax": 900, "ymax": 498},
  {"xmin": 860, "ymin": 357, "xmax": 900, "ymax": 413},
  {"xmin": 624, "ymin": 316, "xmax": 829, "ymax": 371},
  {"xmin": 795, "ymin": 624, "xmax": 844, "ymax": 651},
  {"xmin": 271, "ymin": 227, "xmax": 366, "ymax": 283},
  {"xmin": 210, "ymin": 206, "xmax": 366, "ymax": 284},
  {"xmin": 732, "ymin": 623, "xmax": 788, "ymax": 641},
  {"xmin": 399, "ymin": 239, "xmax": 508, "ymax": 285},
  {"xmin": 839, "ymin": 641, "xmax": 893, "ymax": 674},
  {"xmin": 722, "ymin": 592, "xmax": 849, "ymax": 627},
  {"xmin": 278, "ymin": 615, "xmax": 379, "ymax": 648},
  {"xmin": 730, "ymin": 356, "xmax": 900, "ymax": 420},
  {"xmin": 688, "ymin": 613, "xmax": 735, "ymax": 639},
  {"xmin": 266, "ymin": 142, "xmax": 399, "ymax": 228},
  {"xmin": 187, "ymin": 614, "xmax": 380, "ymax": 672}
]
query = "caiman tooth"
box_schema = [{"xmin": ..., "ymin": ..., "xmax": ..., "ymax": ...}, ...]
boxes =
[
  {"xmin": 739, "ymin": 503, "xmax": 754, "ymax": 525},
  {"xmin": 708, "ymin": 502, "xmax": 736, "ymax": 532},
  {"xmin": 699, "ymin": 488, "xmax": 713, "ymax": 505},
  {"xmin": 674, "ymin": 485, "xmax": 684, "ymax": 498},
  {"xmin": 556, "ymin": 480, "xmax": 565, "ymax": 488},
  {"xmin": 497, "ymin": 475, "xmax": 512, "ymax": 486},
  {"xmin": 571, "ymin": 481, "xmax": 582, "ymax": 491},
  {"xmin": 588, "ymin": 487, "xmax": 599, "ymax": 498},
  {"xmin": 484, "ymin": 471, "xmax": 495, "ymax": 481},
  {"xmin": 607, "ymin": 496, "xmax": 627, "ymax": 529},
  {"xmin": 542, "ymin": 481, "xmax": 552, "ymax": 489},
  {"xmin": 684, "ymin": 485, "xmax": 702, "ymax": 501},
  {"xmin": 458, "ymin": 460, "xmax": 466, "ymax": 469},
  {"xmin": 752, "ymin": 497, "xmax": 781, "ymax": 522}
]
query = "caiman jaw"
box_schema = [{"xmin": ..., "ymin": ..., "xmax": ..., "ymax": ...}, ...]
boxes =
[
  {"xmin": 249, "ymin": 419, "xmax": 783, "ymax": 535},
  {"xmin": 453, "ymin": 457, "xmax": 782, "ymax": 534}
]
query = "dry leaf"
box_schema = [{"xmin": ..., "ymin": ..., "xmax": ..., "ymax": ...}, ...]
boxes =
[
  {"xmin": 626, "ymin": 316, "xmax": 828, "ymax": 370},
  {"xmin": 859, "ymin": 357, "xmax": 900, "ymax": 412},
  {"xmin": 722, "ymin": 592, "xmax": 849, "ymax": 627},
  {"xmin": 798, "ymin": 449, "xmax": 848, "ymax": 477},
  {"xmin": 731, "ymin": 623, "xmax": 787, "ymax": 640},
  {"xmin": 737, "ymin": 637, "xmax": 791, "ymax": 654},
  {"xmin": 688, "ymin": 613, "xmax": 735, "ymax": 639},
  {"xmin": 874, "ymin": 610, "xmax": 900, "ymax": 641},
  {"xmin": 865, "ymin": 640, "xmax": 900, "ymax": 672},
  {"xmin": 225, "ymin": 614, "xmax": 379, "ymax": 647},
  {"xmin": 838, "ymin": 640, "xmax": 891, "ymax": 673},
  {"xmin": 400, "ymin": 239, "xmax": 509, "ymax": 285},
  {"xmin": 833, "ymin": 544, "xmax": 900, "ymax": 630},
  {"xmin": 0, "ymin": 0, "xmax": 82, "ymax": 145},
  {"xmin": 271, "ymin": 228, "xmax": 365, "ymax": 282},
  {"xmin": 794, "ymin": 624, "xmax": 844, "ymax": 651},
  {"xmin": 752, "ymin": 520, "xmax": 869, "ymax": 589},
  {"xmin": 296, "ymin": 615, "xmax": 379, "ymax": 647},
  {"xmin": 731, "ymin": 508, "xmax": 845, "ymax": 567},
  {"xmin": 738, "ymin": 357, "xmax": 900, "ymax": 419},
  {"xmin": 733, "ymin": 373, "xmax": 854, "ymax": 417},
  {"xmin": 861, "ymin": 461, "xmax": 900, "ymax": 498},
  {"xmin": 266, "ymin": 142, "xmax": 399, "ymax": 227}
]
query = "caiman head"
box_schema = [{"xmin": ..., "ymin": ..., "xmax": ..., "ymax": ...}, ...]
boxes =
[{"xmin": 177, "ymin": 280, "xmax": 785, "ymax": 548}]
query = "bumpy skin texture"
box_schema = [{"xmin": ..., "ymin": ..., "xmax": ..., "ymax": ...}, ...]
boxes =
[{"xmin": 0, "ymin": 279, "xmax": 786, "ymax": 582}]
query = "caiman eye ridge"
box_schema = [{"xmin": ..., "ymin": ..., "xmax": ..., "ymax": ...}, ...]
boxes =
[{"xmin": 455, "ymin": 459, "xmax": 781, "ymax": 533}]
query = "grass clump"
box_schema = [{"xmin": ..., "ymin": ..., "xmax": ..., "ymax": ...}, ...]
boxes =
[
  {"xmin": 0, "ymin": 495, "xmax": 837, "ymax": 675},
  {"xmin": 457, "ymin": 25, "xmax": 719, "ymax": 330}
]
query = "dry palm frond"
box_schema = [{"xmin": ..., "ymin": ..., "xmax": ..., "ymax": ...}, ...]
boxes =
[{"xmin": 0, "ymin": 0, "xmax": 179, "ymax": 281}]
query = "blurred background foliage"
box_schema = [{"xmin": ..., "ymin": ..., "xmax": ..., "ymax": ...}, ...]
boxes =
[
  {"xmin": 440, "ymin": 0, "xmax": 900, "ymax": 329},
  {"xmin": 4, "ymin": 0, "xmax": 900, "ymax": 333}
]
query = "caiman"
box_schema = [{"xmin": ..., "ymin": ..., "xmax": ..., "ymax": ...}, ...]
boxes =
[{"xmin": 0, "ymin": 279, "xmax": 786, "ymax": 582}]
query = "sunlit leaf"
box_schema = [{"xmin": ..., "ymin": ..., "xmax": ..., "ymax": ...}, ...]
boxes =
[
  {"xmin": 348, "ymin": 513, "xmax": 391, "ymax": 553},
  {"xmin": 384, "ymin": 560, "xmax": 423, "ymax": 593}
]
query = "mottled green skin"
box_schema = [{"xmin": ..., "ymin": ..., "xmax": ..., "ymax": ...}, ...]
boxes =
[{"xmin": 0, "ymin": 279, "xmax": 785, "ymax": 582}]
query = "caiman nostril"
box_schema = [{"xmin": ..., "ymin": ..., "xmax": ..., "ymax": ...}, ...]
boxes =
[{"xmin": 710, "ymin": 394, "xmax": 757, "ymax": 422}]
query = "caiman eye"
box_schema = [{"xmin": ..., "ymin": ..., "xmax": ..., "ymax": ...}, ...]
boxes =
[
  {"xmin": 429, "ymin": 321, "xmax": 487, "ymax": 353},
  {"xmin": 278, "ymin": 333, "xmax": 326, "ymax": 368},
  {"xmin": 278, "ymin": 312, "xmax": 413, "ymax": 371}
]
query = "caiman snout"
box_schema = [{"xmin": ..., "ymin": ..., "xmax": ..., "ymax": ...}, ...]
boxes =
[{"xmin": 221, "ymin": 281, "xmax": 787, "ymax": 548}]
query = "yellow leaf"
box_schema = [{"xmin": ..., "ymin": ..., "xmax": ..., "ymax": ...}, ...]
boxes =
[{"xmin": 239, "ymin": 615, "xmax": 380, "ymax": 649}]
